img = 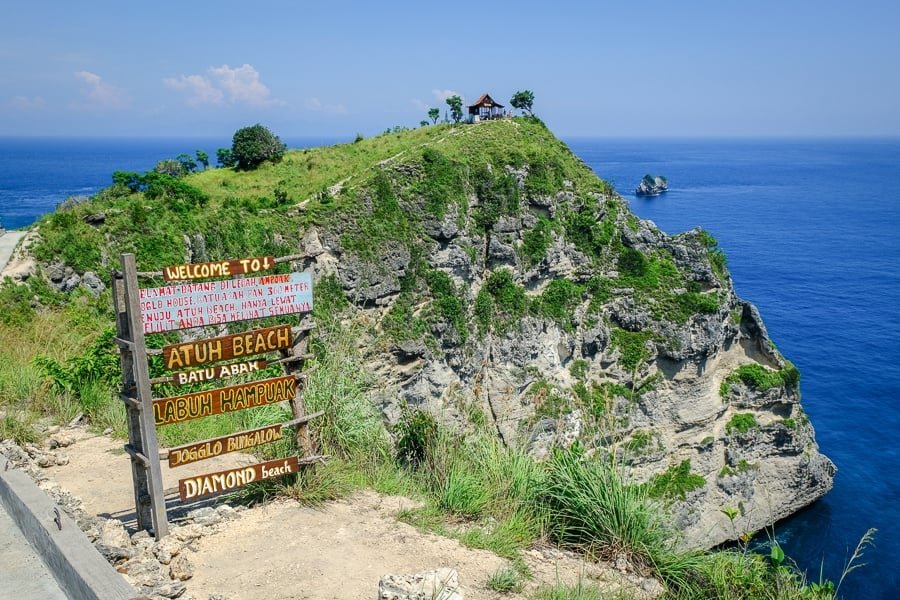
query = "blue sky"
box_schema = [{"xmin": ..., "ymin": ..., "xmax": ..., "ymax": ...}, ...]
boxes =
[{"xmin": 1, "ymin": 1, "xmax": 898, "ymax": 138}]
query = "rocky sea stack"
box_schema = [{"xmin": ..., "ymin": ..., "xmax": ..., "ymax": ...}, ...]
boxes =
[
  {"xmin": 635, "ymin": 174, "xmax": 668, "ymax": 196},
  {"xmin": 26, "ymin": 118, "xmax": 833, "ymax": 548}
]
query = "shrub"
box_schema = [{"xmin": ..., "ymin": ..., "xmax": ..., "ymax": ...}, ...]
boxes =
[
  {"xmin": 618, "ymin": 247, "xmax": 648, "ymax": 277},
  {"xmin": 424, "ymin": 270, "xmax": 467, "ymax": 342},
  {"xmin": 474, "ymin": 288, "xmax": 493, "ymax": 333},
  {"xmin": 142, "ymin": 172, "xmax": 208, "ymax": 212},
  {"xmin": 535, "ymin": 278, "xmax": 583, "ymax": 330},
  {"xmin": 540, "ymin": 449, "xmax": 670, "ymax": 567},
  {"xmin": 0, "ymin": 278, "xmax": 38, "ymax": 326},
  {"xmin": 624, "ymin": 430, "xmax": 652, "ymax": 455},
  {"xmin": 564, "ymin": 210, "xmax": 616, "ymax": 258},
  {"xmin": 478, "ymin": 269, "xmax": 528, "ymax": 333},
  {"xmin": 610, "ymin": 329, "xmax": 652, "ymax": 372},
  {"xmin": 724, "ymin": 362, "xmax": 800, "ymax": 392},
  {"xmin": 568, "ymin": 359, "xmax": 589, "ymax": 380},
  {"xmin": 472, "ymin": 165, "xmax": 519, "ymax": 232},
  {"xmin": 231, "ymin": 124, "xmax": 286, "ymax": 170},
  {"xmin": 32, "ymin": 211, "xmax": 103, "ymax": 273},
  {"xmin": 393, "ymin": 408, "xmax": 438, "ymax": 466},
  {"xmin": 725, "ymin": 413, "xmax": 758, "ymax": 435},
  {"xmin": 314, "ymin": 273, "xmax": 349, "ymax": 317},
  {"xmin": 646, "ymin": 460, "xmax": 706, "ymax": 500},
  {"xmin": 521, "ymin": 216, "xmax": 552, "ymax": 266},
  {"xmin": 674, "ymin": 291, "xmax": 720, "ymax": 317}
]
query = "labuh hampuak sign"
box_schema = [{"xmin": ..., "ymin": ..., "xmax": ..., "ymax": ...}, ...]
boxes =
[{"xmin": 113, "ymin": 253, "xmax": 319, "ymax": 539}]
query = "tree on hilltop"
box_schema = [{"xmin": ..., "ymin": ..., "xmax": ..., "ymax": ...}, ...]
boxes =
[
  {"xmin": 231, "ymin": 124, "xmax": 286, "ymax": 170},
  {"xmin": 510, "ymin": 90, "xmax": 535, "ymax": 116},
  {"xmin": 154, "ymin": 159, "xmax": 184, "ymax": 177},
  {"xmin": 428, "ymin": 107, "xmax": 440, "ymax": 125},
  {"xmin": 195, "ymin": 149, "xmax": 209, "ymax": 170},
  {"xmin": 446, "ymin": 95, "xmax": 463, "ymax": 124},
  {"xmin": 175, "ymin": 153, "xmax": 197, "ymax": 174},
  {"xmin": 216, "ymin": 148, "xmax": 235, "ymax": 168}
]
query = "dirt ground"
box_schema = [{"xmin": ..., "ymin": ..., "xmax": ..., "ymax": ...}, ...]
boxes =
[{"xmin": 42, "ymin": 428, "xmax": 647, "ymax": 600}]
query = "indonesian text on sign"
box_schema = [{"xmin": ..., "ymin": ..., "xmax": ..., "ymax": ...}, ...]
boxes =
[
  {"xmin": 139, "ymin": 272, "xmax": 313, "ymax": 334},
  {"xmin": 167, "ymin": 424, "xmax": 283, "ymax": 468},
  {"xmin": 153, "ymin": 375, "xmax": 297, "ymax": 426},
  {"xmin": 172, "ymin": 359, "xmax": 267, "ymax": 386}
]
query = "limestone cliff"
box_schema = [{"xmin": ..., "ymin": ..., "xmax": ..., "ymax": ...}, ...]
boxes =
[
  {"xmin": 28, "ymin": 118, "xmax": 834, "ymax": 549},
  {"xmin": 298, "ymin": 121, "xmax": 834, "ymax": 548}
]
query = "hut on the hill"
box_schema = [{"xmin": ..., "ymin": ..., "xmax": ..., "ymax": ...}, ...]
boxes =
[{"xmin": 467, "ymin": 93, "xmax": 505, "ymax": 121}]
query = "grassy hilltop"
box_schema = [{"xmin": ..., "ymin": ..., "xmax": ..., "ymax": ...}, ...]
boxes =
[{"xmin": 0, "ymin": 118, "xmax": 852, "ymax": 599}]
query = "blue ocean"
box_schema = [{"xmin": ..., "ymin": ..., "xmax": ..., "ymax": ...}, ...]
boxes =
[{"xmin": 2, "ymin": 136, "xmax": 899, "ymax": 598}]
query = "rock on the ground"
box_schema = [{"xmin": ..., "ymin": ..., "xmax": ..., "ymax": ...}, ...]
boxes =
[
  {"xmin": 186, "ymin": 506, "xmax": 222, "ymax": 527},
  {"xmin": 378, "ymin": 568, "xmax": 462, "ymax": 600},
  {"xmin": 81, "ymin": 271, "xmax": 105, "ymax": 296},
  {"xmin": 169, "ymin": 554, "xmax": 194, "ymax": 581}
]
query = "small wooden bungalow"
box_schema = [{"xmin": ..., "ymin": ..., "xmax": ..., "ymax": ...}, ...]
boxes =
[{"xmin": 467, "ymin": 93, "xmax": 505, "ymax": 121}]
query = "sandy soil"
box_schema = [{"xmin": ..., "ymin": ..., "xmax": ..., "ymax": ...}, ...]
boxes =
[
  {"xmin": 0, "ymin": 230, "xmax": 31, "ymax": 277},
  {"xmin": 43, "ymin": 428, "xmax": 646, "ymax": 600}
]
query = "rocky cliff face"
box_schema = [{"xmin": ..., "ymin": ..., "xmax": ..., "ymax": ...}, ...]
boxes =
[
  {"xmin": 29, "ymin": 119, "xmax": 834, "ymax": 549},
  {"xmin": 297, "ymin": 122, "xmax": 834, "ymax": 549}
]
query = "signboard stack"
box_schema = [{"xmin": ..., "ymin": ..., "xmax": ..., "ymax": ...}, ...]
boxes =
[{"xmin": 113, "ymin": 253, "xmax": 320, "ymax": 539}]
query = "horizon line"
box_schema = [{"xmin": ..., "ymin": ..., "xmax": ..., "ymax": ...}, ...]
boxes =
[{"xmin": 2, "ymin": 132, "xmax": 900, "ymax": 141}]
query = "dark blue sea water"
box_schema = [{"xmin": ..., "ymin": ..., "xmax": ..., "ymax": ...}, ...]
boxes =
[{"xmin": 2, "ymin": 137, "xmax": 899, "ymax": 598}]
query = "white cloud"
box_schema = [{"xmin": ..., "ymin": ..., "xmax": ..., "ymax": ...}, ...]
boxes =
[
  {"xmin": 163, "ymin": 74, "xmax": 224, "ymax": 106},
  {"xmin": 304, "ymin": 97, "xmax": 347, "ymax": 115},
  {"xmin": 208, "ymin": 64, "xmax": 277, "ymax": 107},
  {"xmin": 74, "ymin": 71, "xmax": 128, "ymax": 109},
  {"xmin": 164, "ymin": 64, "xmax": 281, "ymax": 107},
  {"xmin": 432, "ymin": 89, "xmax": 464, "ymax": 103},
  {"xmin": 9, "ymin": 95, "xmax": 45, "ymax": 110}
]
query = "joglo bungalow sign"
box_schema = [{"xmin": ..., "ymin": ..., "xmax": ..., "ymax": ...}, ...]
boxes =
[{"xmin": 125, "ymin": 253, "xmax": 315, "ymax": 512}]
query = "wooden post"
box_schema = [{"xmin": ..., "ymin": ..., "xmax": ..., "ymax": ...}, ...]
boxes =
[
  {"xmin": 283, "ymin": 316, "xmax": 314, "ymax": 457},
  {"xmin": 114, "ymin": 254, "xmax": 169, "ymax": 539}
]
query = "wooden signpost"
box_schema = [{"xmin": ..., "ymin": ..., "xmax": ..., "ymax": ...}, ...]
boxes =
[{"xmin": 114, "ymin": 252, "xmax": 320, "ymax": 539}]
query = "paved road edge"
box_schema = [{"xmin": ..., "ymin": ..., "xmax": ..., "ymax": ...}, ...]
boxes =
[{"xmin": 0, "ymin": 453, "xmax": 137, "ymax": 600}]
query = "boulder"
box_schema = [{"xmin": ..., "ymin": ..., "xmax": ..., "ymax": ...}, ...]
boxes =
[
  {"xmin": 81, "ymin": 271, "xmax": 105, "ymax": 296},
  {"xmin": 378, "ymin": 568, "xmax": 462, "ymax": 600},
  {"xmin": 169, "ymin": 554, "xmax": 194, "ymax": 581}
]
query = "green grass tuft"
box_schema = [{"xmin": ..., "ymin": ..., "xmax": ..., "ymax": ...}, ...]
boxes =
[
  {"xmin": 645, "ymin": 460, "xmax": 706, "ymax": 500},
  {"xmin": 725, "ymin": 413, "xmax": 759, "ymax": 435},
  {"xmin": 487, "ymin": 566, "xmax": 524, "ymax": 593}
]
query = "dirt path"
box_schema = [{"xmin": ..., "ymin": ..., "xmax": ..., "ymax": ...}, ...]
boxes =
[
  {"xmin": 0, "ymin": 230, "xmax": 28, "ymax": 273},
  {"xmin": 42, "ymin": 429, "xmax": 650, "ymax": 600}
]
